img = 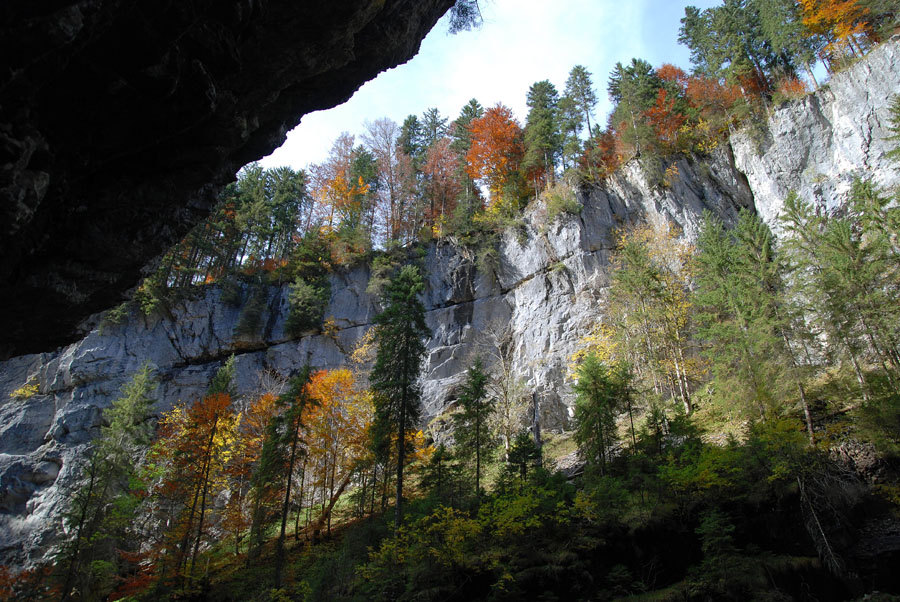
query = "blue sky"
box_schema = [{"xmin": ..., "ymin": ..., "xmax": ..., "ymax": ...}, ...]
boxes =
[{"xmin": 260, "ymin": 0, "xmax": 722, "ymax": 170}]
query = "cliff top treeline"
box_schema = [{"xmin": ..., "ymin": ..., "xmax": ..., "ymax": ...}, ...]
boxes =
[{"xmin": 122, "ymin": 0, "xmax": 898, "ymax": 321}]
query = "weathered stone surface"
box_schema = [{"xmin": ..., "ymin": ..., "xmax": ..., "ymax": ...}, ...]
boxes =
[
  {"xmin": 1, "ymin": 38, "xmax": 899, "ymax": 569},
  {"xmin": 732, "ymin": 36, "xmax": 900, "ymax": 227},
  {"xmin": 0, "ymin": 0, "xmax": 455, "ymax": 359}
]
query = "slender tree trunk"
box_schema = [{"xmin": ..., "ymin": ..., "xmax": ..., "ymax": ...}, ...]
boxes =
[
  {"xmin": 475, "ymin": 405, "xmax": 481, "ymax": 498},
  {"xmin": 190, "ymin": 416, "xmax": 219, "ymax": 577},
  {"xmin": 274, "ymin": 415, "xmax": 302, "ymax": 588},
  {"xmin": 60, "ymin": 459, "xmax": 100, "ymax": 602},
  {"xmin": 294, "ymin": 456, "xmax": 307, "ymax": 542},
  {"xmin": 395, "ymin": 392, "xmax": 407, "ymax": 530}
]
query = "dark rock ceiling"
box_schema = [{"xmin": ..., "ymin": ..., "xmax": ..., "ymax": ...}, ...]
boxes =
[{"xmin": 0, "ymin": 0, "xmax": 453, "ymax": 359}]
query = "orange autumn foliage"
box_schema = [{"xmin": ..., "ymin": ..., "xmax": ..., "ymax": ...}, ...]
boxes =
[
  {"xmin": 644, "ymin": 89, "xmax": 687, "ymax": 149},
  {"xmin": 465, "ymin": 104, "xmax": 524, "ymax": 202},
  {"xmin": 657, "ymin": 64, "xmax": 690, "ymax": 92},
  {"xmin": 149, "ymin": 392, "xmax": 238, "ymax": 578},
  {"xmin": 581, "ymin": 129, "xmax": 620, "ymax": 178},
  {"xmin": 685, "ymin": 75, "xmax": 744, "ymax": 129},
  {"xmin": 221, "ymin": 392, "xmax": 279, "ymax": 552},
  {"xmin": 800, "ymin": 0, "xmax": 870, "ymax": 54},
  {"xmin": 423, "ymin": 138, "xmax": 462, "ymax": 233}
]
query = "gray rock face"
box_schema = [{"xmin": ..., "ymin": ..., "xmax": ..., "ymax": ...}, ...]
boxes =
[
  {"xmin": 1, "ymin": 39, "xmax": 899, "ymax": 569},
  {"xmin": 732, "ymin": 37, "xmax": 900, "ymax": 227}
]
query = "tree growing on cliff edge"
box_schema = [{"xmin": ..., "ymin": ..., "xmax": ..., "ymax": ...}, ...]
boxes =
[
  {"xmin": 466, "ymin": 104, "xmax": 525, "ymax": 205},
  {"xmin": 370, "ymin": 265, "xmax": 429, "ymax": 529},
  {"xmin": 57, "ymin": 364, "xmax": 157, "ymax": 602}
]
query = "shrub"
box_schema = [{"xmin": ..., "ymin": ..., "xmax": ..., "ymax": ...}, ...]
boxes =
[
  {"xmin": 542, "ymin": 181, "xmax": 582, "ymax": 223},
  {"xmin": 772, "ymin": 77, "xmax": 808, "ymax": 105},
  {"xmin": 220, "ymin": 278, "xmax": 243, "ymax": 307},
  {"xmin": 10, "ymin": 382, "xmax": 39, "ymax": 400},
  {"xmin": 235, "ymin": 287, "xmax": 268, "ymax": 338},
  {"xmin": 285, "ymin": 277, "xmax": 328, "ymax": 338}
]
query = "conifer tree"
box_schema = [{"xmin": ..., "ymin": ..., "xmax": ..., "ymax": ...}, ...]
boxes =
[
  {"xmin": 420, "ymin": 107, "xmax": 449, "ymax": 150},
  {"xmin": 780, "ymin": 190, "xmax": 900, "ymax": 402},
  {"xmin": 58, "ymin": 364, "xmax": 157, "ymax": 602},
  {"xmin": 564, "ymin": 65, "xmax": 598, "ymax": 138},
  {"xmin": 452, "ymin": 357, "xmax": 492, "ymax": 498},
  {"xmin": 244, "ymin": 367, "xmax": 314, "ymax": 588},
  {"xmin": 573, "ymin": 353, "xmax": 631, "ymax": 477},
  {"xmin": 370, "ymin": 265, "xmax": 429, "ymax": 529},
  {"xmin": 523, "ymin": 80, "xmax": 562, "ymax": 194},
  {"xmin": 695, "ymin": 211, "xmax": 815, "ymax": 437},
  {"xmin": 450, "ymin": 99, "xmax": 485, "ymax": 223},
  {"xmin": 608, "ymin": 58, "xmax": 663, "ymax": 158}
]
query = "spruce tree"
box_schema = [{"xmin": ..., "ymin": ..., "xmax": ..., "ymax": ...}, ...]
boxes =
[
  {"xmin": 58, "ymin": 364, "xmax": 157, "ymax": 602},
  {"xmin": 245, "ymin": 366, "xmax": 313, "ymax": 588},
  {"xmin": 608, "ymin": 59, "xmax": 663, "ymax": 158},
  {"xmin": 573, "ymin": 353, "xmax": 630, "ymax": 477},
  {"xmin": 370, "ymin": 265, "xmax": 429, "ymax": 529},
  {"xmin": 695, "ymin": 210, "xmax": 815, "ymax": 437},
  {"xmin": 564, "ymin": 65, "xmax": 598, "ymax": 139},
  {"xmin": 523, "ymin": 80, "xmax": 562, "ymax": 193},
  {"xmin": 452, "ymin": 357, "xmax": 492, "ymax": 498}
]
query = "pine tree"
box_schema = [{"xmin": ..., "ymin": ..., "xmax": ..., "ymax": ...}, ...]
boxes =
[
  {"xmin": 420, "ymin": 107, "xmax": 449, "ymax": 150},
  {"xmin": 452, "ymin": 357, "xmax": 492, "ymax": 498},
  {"xmin": 573, "ymin": 353, "xmax": 630, "ymax": 477},
  {"xmin": 754, "ymin": 0, "xmax": 823, "ymax": 85},
  {"xmin": 608, "ymin": 59, "xmax": 663, "ymax": 158},
  {"xmin": 58, "ymin": 364, "xmax": 157, "ymax": 602},
  {"xmin": 695, "ymin": 211, "xmax": 815, "ymax": 437},
  {"xmin": 564, "ymin": 65, "xmax": 598, "ymax": 138},
  {"xmin": 370, "ymin": 265, "xmax": 430, "ymax": 529},
  {"xmin": 273, "ymin": 368, "xmax": 313, "ymax": 587},
  {"xmin": 780, "ymin": 190, "xmax": 900, "ymax": 403},
  {"xmin": 522, "ymin": 80, "xmax": 562, "ymax": 194},
  {"xmin": 557, "ymin": 94, "xmax": 584, "ymax": 171}
]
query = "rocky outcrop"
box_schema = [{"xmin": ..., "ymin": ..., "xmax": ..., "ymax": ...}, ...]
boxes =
[
  {"xmin": 732, "ymin": 38, "xmax": 900, "ymax": 226},
  {"xmin": 1, "ymin": 37, "xmax": 899, "ymax": 570},
  {"xmin": 0, "ymin": 0, "xmax": 455, "ymax": 360}
]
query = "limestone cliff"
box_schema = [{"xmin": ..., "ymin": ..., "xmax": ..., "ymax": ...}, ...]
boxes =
[{"xmin": 1, "ymin": 38, "xmax": 898, "ymax": 569}]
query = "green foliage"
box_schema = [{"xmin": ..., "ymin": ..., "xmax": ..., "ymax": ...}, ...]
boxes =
[
  {"xmin": 235, "ymin": 286, "xmax": 268, "ymax": 338},
  {"xmin": 103, "ymin": 302, "xmax": 131, "ymax": 327},
  {"xmin": 522, "ymin": 80, "xmax": 562, "ymax": 193},
  {"xmin": 573, "ymin": 475, "xmax": 629, "ymax": 524},
  {"xmin": 366, "ymin": 252, "xmax": 402, "ymax": 298},
  {"xmin": 447, "ymin": 0, "xmax": 483, "ymax": 34},
  {"xmin": 208, "ymin": 355, "xmax": 236, "ymax": 397},
  {"xmin": 856, "ymin": 388, "xmax": 900, "ymax": 457},
  {"xmin": 56, "ymin": 364, "xmax": 157, "ymax": 601},
  {"xmin": 370, "ymin": 265, "xmax": 430, "ymax": 528},
  {"xmin": 542, "ymin": 181, "xmax": 582, "ymax": 223},
  {"xmin": 573, "ymin": 353, "xmax": 632, "ymax": 475},
  {"xmin": 564, "ymin": 65, "xmax": 599, "ymax": 138},
  {"xmin": 694, "ymin": 209, "xmax": 808, "ymax": 424},
  {"xmin": 285, "ymin": 276, "xmax": 329, "ymax": 338},
  {"xmin": 506, "ymin": 431, "xmax": 542, "ymax": 482},
  {"xmin": 780, "ymin": 187, "xmax": 900, "ymax": 405},
  {"xmin": 887, "ymin": 94, "xmax": 900, "ymax": 164},
  {"xmin": 452, "ymin": 357, "xmax": 494, "ymax": 496},
  {"xmin": 220, "ymin": 277, "xmax": 243, "ymax": 307}
]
